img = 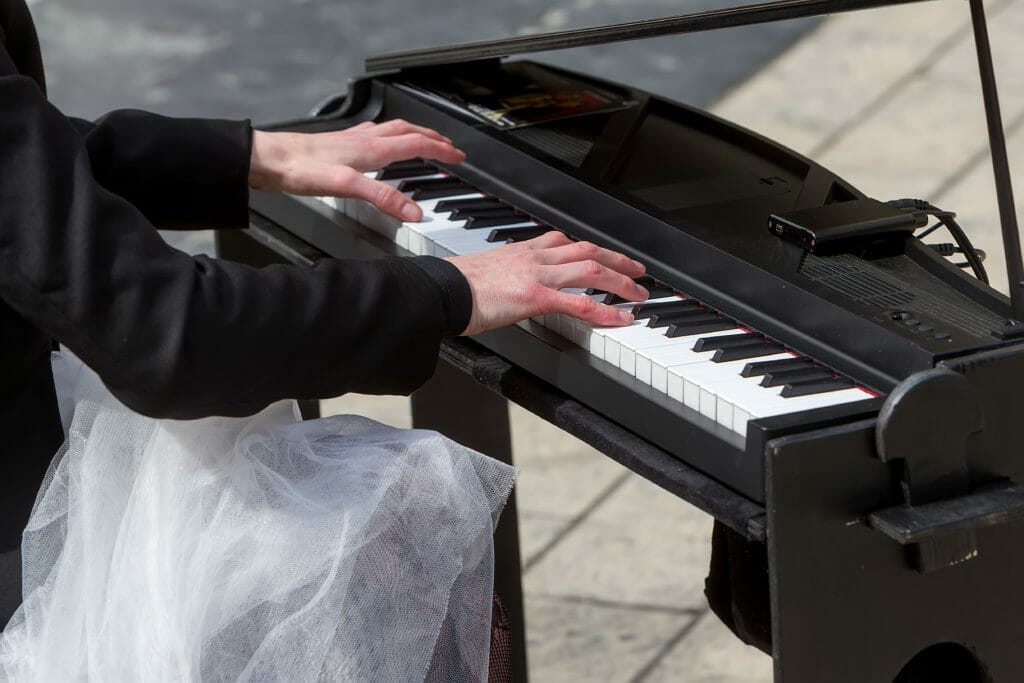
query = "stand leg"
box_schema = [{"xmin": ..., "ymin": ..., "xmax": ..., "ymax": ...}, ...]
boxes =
[{"xmin": 412, "ymin": 360, "xmax": 528, "ymax": 682}]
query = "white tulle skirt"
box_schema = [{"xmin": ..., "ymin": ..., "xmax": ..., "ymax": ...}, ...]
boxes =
[{"xmin": 0, "ymin": 352, "xmax": 516, "ymax": 682}]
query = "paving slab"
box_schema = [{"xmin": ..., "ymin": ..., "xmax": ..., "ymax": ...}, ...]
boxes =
[
  {"xmin": 523, "ymin": 473, "xmax": 718, "ymax": 612},
  {"xmin": 525, "ymin": 593, "xmax": 704, "ymax": 682},
  {"xmin": 644, "ymin": 609, "xmax": 772, "ymax": 683}
]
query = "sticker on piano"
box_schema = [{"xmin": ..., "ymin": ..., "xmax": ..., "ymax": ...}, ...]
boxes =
[{"xmin": 397, "ymin": 62, "xmax": 634, "ymax": 130}]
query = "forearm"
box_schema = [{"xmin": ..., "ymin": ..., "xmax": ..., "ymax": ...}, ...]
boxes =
[{"xmin": 0, "ymin": 76, "xmax": 466, "ymax": 417}]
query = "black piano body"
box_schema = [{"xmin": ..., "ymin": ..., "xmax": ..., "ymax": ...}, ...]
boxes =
[{"xmin": 225, "ymin": 1, "xmax": 1024, "ymax": 679}]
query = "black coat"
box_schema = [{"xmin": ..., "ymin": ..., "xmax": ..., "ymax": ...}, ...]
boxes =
[{"xmin": 0, "ymin": 0, "xmax": 471, "ymax": 598}]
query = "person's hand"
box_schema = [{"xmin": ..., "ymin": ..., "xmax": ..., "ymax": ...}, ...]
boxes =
[
  {"xmin": 248, "ymin": 121, "xmax": 466, "ymax": 222},
  {"xmin": 445, "ymin": 231, "xmax": 648, "ymax": 336}
]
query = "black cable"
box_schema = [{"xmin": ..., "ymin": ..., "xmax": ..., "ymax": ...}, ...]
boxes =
[
  {"xmin": 887, "ymin": 198, "xmax": 989, "ymax": 284},
  {"xmin": 917, "ymin": 221, "xmax": 943, "ymax": 240},
  {"xmin": 928, "ymin": 243, "xmax": 987, "ymax": 268},
  {"xmin": 938, "ymin": 213, "xmax": 988, "ymax": 283}
]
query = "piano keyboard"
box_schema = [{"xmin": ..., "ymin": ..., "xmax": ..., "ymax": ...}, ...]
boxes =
[{"xmin": 318, "ymin": 160, "xmax": 877, "ymax": 439}]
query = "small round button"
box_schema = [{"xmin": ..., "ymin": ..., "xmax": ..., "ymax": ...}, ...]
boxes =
[
  {"xmin": 933, "ymin": 332, "xmax": 950, "ymax": 340},
  {"xmin": 918, "ymin": 325, "xmax": 934, "ymax": 333},
  {"xmin": 904, "ymin": 319, "xmax": 920, "ymax": 326}
]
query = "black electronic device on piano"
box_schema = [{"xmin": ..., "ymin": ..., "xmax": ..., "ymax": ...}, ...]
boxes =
[{"xmin": 225, "ymin": 0, "xmax": 1024, "ymax": 679}]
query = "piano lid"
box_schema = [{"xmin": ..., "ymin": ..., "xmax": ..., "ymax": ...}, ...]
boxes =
[{"xmin": 365, "ymin": 0, "xmax": 933, "ymax": 72}]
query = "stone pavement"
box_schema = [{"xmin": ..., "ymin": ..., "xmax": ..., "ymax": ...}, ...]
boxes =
[{"xmin": 324, "ymin": 0, "xmax": 1024, "ymax": 680}]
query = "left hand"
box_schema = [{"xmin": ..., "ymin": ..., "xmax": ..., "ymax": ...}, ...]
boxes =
[{"xmin": 248, "ymin": 120, "xmax": 466, "ymax": 221}]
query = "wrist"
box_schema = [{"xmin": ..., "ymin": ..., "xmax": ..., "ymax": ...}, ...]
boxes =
[{"xmin": 248, "ymin": 130, "xmax": 284, "ymax": 192}]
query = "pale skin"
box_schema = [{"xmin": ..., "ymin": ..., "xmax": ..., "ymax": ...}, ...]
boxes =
[{"xmin": 248, "ymin": 120, "xmax": 649, "ymax": 335}]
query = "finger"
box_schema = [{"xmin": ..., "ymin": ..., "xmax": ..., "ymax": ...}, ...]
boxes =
[
  {"xmin": 373, "ymin": 133, "xmax": 467, "ymax": 166},
  {"xmin": 506, "ymin": 230, "xmax": 573, "ymax": 251},
  {"xmin": 545, "ymin": 288, "xmax": 636, "ymax": 327},
  {"xmin": 539, "ymin": 261, "xmax": 648, "ymax": 302},
  {"xmin": 369, "ymin": 119, "xmax": 454, "ymax": 143},
  {"xmin": 535, "ymin": 240, "xmax": 646, "ymax": 277},
  {"xmin": 342, "ymin": 171, "xmax": 422, "ymax": 221}
]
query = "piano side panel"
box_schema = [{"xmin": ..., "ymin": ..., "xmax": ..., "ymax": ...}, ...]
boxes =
[{"xmin": 767, "ymin": 420, "xmax": 1024, "ymax": 682}]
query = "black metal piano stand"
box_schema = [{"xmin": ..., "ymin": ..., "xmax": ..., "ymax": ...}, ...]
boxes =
[{"xmin": 216, "ymin": 221, "xmax": 1024, "ymax": 681}]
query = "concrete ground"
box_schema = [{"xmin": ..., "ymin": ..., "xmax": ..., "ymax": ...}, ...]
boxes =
[
  {"xmin": 325, "ymin": 1, "xmax": 1024, "ymax": 681},
  {"xmin": 31, "ymin": 0, "xmax": 1024, "ymax": 679}
]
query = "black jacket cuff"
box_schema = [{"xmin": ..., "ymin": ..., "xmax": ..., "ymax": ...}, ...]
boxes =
[{"xmin": 407, "ymin": 256, "xmax": 473, "ymax": 337}]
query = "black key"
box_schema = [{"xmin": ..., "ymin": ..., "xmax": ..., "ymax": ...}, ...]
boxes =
[
  {"xmin": 649, "ymin": 310, "xmax": 717, "ymax": 329},
  {"xmin": 632, "ymin": 299, "xmax": 697, "ymax": 320},
  {"xmin": 456, "ymin": 209, "xmax": 529, "ymax": 229},
  {"xmin": 382, "ymin": 158, "xmax": 431, "ymax": 172},
  {"xmin": 761, "ymin": 367, "xmax": 836, "ymax": 387},
  {"xmin": 377, "ymin": 160, "xmax": 436, "ymax": 180},
  {"xmin": 451, "ymin": 206, "xmax": 522, "ymax": 221},
  {"xmin": 741, "ymin": 357, "xmax": 815, "ymax": 378},
  {"xmin": 712, "ymin": 342, "xmax": 786, "ymax": 362},
  {"xmin": 644, "ymin": 284, "xmax": 677, "ymax": 300},
  {"xmin": 602, "ymin": 293, "xmax": 633, "ymax": 305},
  {"xmin": 780, "ymin": 377, "xmax": 855, "ymax": 398},
  {"xmin": 434, "ymin": 197, "xmax": 504, "ymax": 214},
  {"xmin": 398, "ymin": 177, "xmax": 474, "ymax": 200},
  {"xmin": 692, "ymin": 332, "xmax": 761, "ymax": 352},
  {"xmin": 603, "ymin": 286, "xmax": 674, "ymax": 305},
  {"xmin": 665, "ymin": 318, "xmax": 736, "ymax": 337},
  {"xmin": 618, "ymin": 277, "xmax": 673, "ymax": 301},
  {"xmin": 487, "ymin": 226, "xmax": 548, "ymax": 243},
  {"xmin": 466, "ymin": 214, "xmax": 532, "ymax": 229},
  {"xmin": 634, "ymin": 276, "xmax": 660, "ymax": 288}
]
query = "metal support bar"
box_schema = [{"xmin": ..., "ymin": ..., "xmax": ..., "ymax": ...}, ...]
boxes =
[
  {"xmin": 968, "ymin": 0, "xmax": 1024, "ymax": 320},
  {"xmin": 366, "ymin": 0, "xmax": 933, "ymax": 71}
]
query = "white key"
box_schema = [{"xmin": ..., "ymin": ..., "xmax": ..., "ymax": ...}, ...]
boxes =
[
  {"xmin": 638, "ymin": 329, "xmax": 745, "ymax": 391},
  {"xmin": 666, "ymin": 353, "xmax": 792, "ymax": 411},
  {"xmin": 729, "ymin": 386, "xmax": 876, "ymax": 437}
]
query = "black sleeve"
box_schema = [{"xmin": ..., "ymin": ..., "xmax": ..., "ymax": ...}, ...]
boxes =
[
  {"xmin": 67, "ymin": 110, "xmax": 253, "ymax": 231},
  {"xmin": 0, "ymin": 73, "xmax": 473, "ymax": 419}
]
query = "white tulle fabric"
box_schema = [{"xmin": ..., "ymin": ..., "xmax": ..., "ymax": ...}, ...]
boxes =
[{"xmin": 0, "ymin": 352, "xmax": 516, "ymax": 682}]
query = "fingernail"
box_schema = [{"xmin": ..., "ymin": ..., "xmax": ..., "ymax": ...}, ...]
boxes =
[
  {"xmin": 401, "ymin": 204, "xmax": 421, "ymax": 222},
  {"xmin": 635, "ymin": 286, "xmax": 649, "ymax": 300},
  {"xmin": 618, "ymin": 310, "xmax": 634, "ymax": 324}
]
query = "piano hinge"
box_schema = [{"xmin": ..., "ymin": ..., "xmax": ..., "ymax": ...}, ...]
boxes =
[{"xmin": 872, "ymin": 367, "xmax": 986, "ymax": 573}]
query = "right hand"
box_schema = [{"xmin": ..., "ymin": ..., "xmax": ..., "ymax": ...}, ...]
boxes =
[{"xmin": 445, "ymin": 231, "xmax": 649, "ymax": 336}]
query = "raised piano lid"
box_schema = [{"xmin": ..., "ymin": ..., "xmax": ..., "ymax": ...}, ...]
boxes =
[{"xmin": 365, "ymin": 0, "xmax": 935, "ymax": 72}]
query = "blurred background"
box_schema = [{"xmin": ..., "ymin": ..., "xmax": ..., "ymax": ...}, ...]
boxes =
[
  {"xmin": 31, "ymin": 0, "xmax": 816, "ymax": 124},
  {"xmin": 27, "ymin": 0, "xmax": 1023, "ymax": 680}
]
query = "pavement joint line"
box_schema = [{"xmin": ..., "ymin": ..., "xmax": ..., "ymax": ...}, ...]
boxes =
[
  {"xmin": 927, "ymin": 103, "xmax": 1024, "ymax": 201},
  {"xmin": 528, "ymin": 592, "xmax": 705, "ymax": 617},
  {"xmin": 804, "ymin": 0, "xmax": 1018, "ymax": 163},
  {"xmin": 807, "ymin": 10, "xmax": 977, "ymax": 161},
  {"xmin": 521, "ymin": 469, "xmax": 633, "ymax": 574},
  {"xmin": 628, "ymin": 606, "xmax": 713, "ymax": 683}
]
